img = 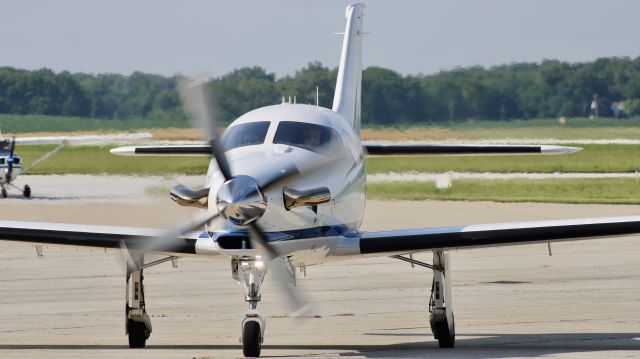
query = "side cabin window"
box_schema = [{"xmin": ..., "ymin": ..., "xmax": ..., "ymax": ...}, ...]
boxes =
[
  {"xmin": 273, "ymin": 121, "xmax": 344, "ymax": 157},
  {"xmin": 222, "ymin": 121, "xmax": 270, "ymax": 151},
  {"xmin": 0, "ymin": 157, "xmax": 5, "ymax": 166}
]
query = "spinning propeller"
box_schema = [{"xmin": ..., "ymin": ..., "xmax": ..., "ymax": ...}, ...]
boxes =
[
  {"xmin": 6, "ymin": 136, "xmax": 16, "ymax": 182},
  {"xmin": 122, "ymin": 76, "xmax": 323, "ymax": 315}
]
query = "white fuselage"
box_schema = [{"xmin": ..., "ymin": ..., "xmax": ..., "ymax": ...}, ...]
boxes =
[{"xmin": 200, "ymin": 104, "xmax": 366, "ymax": 265}]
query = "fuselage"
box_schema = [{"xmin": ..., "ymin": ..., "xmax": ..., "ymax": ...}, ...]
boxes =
[
  {"xmin": 200, "ymin": 103, "xmax": 366, "ymax": 265},
  {"xmin": 0, "ymin": 152, "xmax": 22, "ymax": 184}
]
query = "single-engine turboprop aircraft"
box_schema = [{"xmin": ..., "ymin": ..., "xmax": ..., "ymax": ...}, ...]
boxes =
[{"xmin": 1, "ymin": 4, "xmax": 640, "ymax": 357}]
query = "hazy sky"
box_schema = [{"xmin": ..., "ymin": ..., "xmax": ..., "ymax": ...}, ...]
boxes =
[{"xmin": 2, "ymin": 0, "xmax": 639, "ymax": 78}]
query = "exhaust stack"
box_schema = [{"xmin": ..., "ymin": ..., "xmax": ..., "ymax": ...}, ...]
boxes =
[{"xmin": 170, "ymin": 184, "xmax": 209, "ymax": 209}]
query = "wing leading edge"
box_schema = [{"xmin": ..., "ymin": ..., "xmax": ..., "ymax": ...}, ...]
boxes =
[
  {"xmin": 0, "ymin": 220, "xmax": 199, "ymax": 255},
  {"xmin": 358, "ymin": 216, "xmax": 640, "ymax": 255},
  {"xmin": 111, "ymin": 145, "xmax": 211, "ymax": 156},
  {"xmin": 364, "ymin": 144, "xmax": 581, "ymax": 156}
]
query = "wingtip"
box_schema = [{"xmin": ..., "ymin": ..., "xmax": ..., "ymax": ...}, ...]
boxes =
[
  {"xmin": 540, "ymin": 145, "xmax": 582, "ymax": 155},
  {"xmin": 110, "ymin": 146, "xmax": 135, "ymax": 156}
]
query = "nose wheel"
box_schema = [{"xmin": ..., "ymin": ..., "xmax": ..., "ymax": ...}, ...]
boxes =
[
  {"xmin": 242, "ymin": 317, "xmax": 263, "ymax": 357},
  {"xmin": 23, "ymin": 184, "xmax": 31, "ymax": 198}
]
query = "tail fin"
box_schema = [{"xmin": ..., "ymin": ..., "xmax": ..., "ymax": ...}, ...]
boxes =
[{"xmin": 332, "ymin": 3, "xmax": 365, "ymax": 136}]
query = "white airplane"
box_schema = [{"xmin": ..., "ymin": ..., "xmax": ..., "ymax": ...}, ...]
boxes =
[
  {"xmin": 0, "ymin": 136, "xmax": 64, "ymax": 198},
  {"xmin": 1, "ymin": 4, "xmax": 639, "ymax": 358}
]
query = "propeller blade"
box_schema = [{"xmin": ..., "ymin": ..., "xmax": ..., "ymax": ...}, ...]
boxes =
[
  {"xmin": 178, "ymin": 77, "xmax": 233, "ymax": 181},
  {"xmin": 257, "ymin": 155, "xmax": 339, "ymax": 192},
  {"xmin": 9, "ymin": 136, "xmax": 15, "ymax": 158},
  {"xmin": 6, "ymin": 136, "xmax": 16, "ymax": 181},
  {"xmin": 139, "ymin": 209, "xmax": 220, "ymax": 255},
  {"xmin": 247, "ymin": 222, "xmax": 310, "ymax": 316},
  {"xmin": 257, "ymin": 162, "xmax": 300, "ymax": 190}
]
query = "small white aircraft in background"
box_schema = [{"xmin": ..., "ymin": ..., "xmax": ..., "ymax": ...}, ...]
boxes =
[
  {"xmin": 0, "ymin": 135, "xmax": 64, "ymax": 198},
  {"xmin": 0, "ymin": 4, "xmax": 638, "ymax": 357}
]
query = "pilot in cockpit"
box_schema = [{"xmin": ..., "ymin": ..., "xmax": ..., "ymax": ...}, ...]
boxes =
[{"xmin": 303, "ymin": 127, "xmax": 322, "ymax": 147}]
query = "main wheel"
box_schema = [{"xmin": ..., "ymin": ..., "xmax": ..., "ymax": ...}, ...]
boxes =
[
  {"xmin": 1, "ymin": 188, "xmax": 6, "ymax": 198},
  {"xmin": 433, "ymin": 314, "xmax": 455, "ymax": 348},
  {"xmin": 23, "ymin": 185, "xmax": 31, "ymax": 198},
  {"xmin": 242, "ymin": 320, "xmax": 262, "ymax": 357},
  {"xmin": 127, "ymin": 319, "xmax": 148, "ymax": 348}
]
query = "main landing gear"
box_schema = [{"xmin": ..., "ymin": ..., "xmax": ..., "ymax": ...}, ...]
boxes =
[
  {"xmin": 125, "ymin": 253, "xmax": 152, "ymax": 348},
  {"xmin": 0, "ymin": 184, "xmax": 31, "ymax": 198},
  {"xmin": 233, "ymin": 257, "xmax": 268, "ymax": 357},
  {"xmin": 429, "ymin": 250, "xmax": 455, "ymax": 348},
  {"xmin": 393, "ymin": 250, "xmax": 455, "ymax": 348}
]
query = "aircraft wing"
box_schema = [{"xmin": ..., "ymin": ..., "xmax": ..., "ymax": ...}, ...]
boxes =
[
  {"xmin": 111, "ymin": 144, "xmax": 581, "ymax": 157},
  {"xmin": 0, "ymin": 220, "xmax": 203, "ymax": 255},
  {"xmin": 111, "ymin": 145, "xmax": 211, "ymax": 156},
  {"xmin": 358, "ymin": 216, "xmax": 640, "ymax": 256},
  {"xmin": 364, "ymin": 143, "xmax": 581, "ymax": 156}
]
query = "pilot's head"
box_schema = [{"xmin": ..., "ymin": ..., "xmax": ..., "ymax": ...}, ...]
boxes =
[{"xmin": 303, "ymin": 127, "xmax": 321, "ymax": 147}]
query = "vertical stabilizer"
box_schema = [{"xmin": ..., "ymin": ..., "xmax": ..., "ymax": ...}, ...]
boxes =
[{"xmin": 332, "ymin": 3, "xmax": 365, "ymax": 135}]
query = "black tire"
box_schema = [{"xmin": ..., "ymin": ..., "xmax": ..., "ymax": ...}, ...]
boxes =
[
  {"xmin": 127, "ymin": 319, "xmax": 148, "ymax": 348},
  {"xmin": 242, "ymin": 320, "xmax": 262, "ymax": 357},
  {"xmin": 1, "ymin": 188, "xmax": 6, "ymax": 198},
  {"xmin": 23, "ymin": 185, "xmax": 31, "ymax": 198},
  {"xmin": 434, "ymin": 314, "xmax": 455, "ymax": 348}
]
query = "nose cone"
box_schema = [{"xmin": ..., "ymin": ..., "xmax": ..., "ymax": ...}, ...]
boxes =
[{"xmin": 216, "ymin": 175, "xmax": 267, "ymax": 226}]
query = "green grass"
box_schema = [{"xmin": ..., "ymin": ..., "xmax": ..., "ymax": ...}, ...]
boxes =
[
  {"xmin": 368, "ymin": 178, "xmax": 640, "ymax": 204},
  {"xmin": 20, "ymin": 145, "xmax": 209, "ymax": 175},
  {"xmin": 364, "ymin": 117, "xmax": 640, "ymax": 140},
  {"xmin": 0, "ymin": 114, "xmax": 190, "ymax": 133},
  {"xmin": 367, "ymin": 144, "xmax": 640, "ymax": 173}
]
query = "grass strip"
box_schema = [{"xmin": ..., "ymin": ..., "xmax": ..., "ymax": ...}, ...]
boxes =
[
  {"xmin": 19, "ymin": 145, "xmax": 209, "ymax": 175},
  {"xmin": 368, "ymin": 178, "xmax": 640, "ymax": 204},
  {"xmin": 366, "ymin": 144, "xmax": 640, "ymax": 174}
]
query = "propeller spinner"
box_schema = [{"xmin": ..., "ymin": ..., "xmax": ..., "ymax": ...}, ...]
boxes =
[{"xmin": 216, "ymin": 175, "xmax": 267, "ymax": 226}]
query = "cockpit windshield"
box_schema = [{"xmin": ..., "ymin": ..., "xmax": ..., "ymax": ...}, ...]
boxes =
[
  {"xmin": 222, "ymin": 121, "xmax": 270, "ymax": 151},
  {"xmin": 273, "ymin": 121, "xmax": 343, "ymax": 156}
]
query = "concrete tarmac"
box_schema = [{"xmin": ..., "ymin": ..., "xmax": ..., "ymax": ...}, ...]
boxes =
[{"xmin": 0, "ymin": 175, "xmax": 639, "ymax": 358}]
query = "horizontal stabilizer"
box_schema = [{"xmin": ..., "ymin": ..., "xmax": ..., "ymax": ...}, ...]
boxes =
[
  {"xmin": 111, "ymin": 145, "xmax": 211, "ymax": 156},
  {"xmin": 364, "ymin": 144, "xmax": 581, "ymax": 156}
]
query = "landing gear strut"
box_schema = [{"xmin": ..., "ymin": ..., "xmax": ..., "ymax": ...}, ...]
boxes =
[
  {"xmin": 233, "ymin": 258, "xmax": 267, "ymax": 357},
  {"xmin": 125, "ymin": 252, "xmax": 152, "ymax": 348},
  {"xmin": 429, "ymin": 250, "xmax": 455, "ymax": 348}
]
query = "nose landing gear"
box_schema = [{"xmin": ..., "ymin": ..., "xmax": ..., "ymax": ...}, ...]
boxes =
[{"xmin": 234, "ymin": 258, "xmax": 267, "ymax": 357}]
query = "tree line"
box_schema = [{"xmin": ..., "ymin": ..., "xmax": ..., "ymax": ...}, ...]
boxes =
[{"xmin": 1, "ymin": 57, "xmax": 640, "ymax": 124}]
